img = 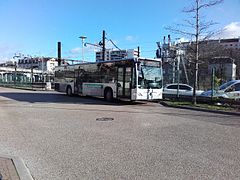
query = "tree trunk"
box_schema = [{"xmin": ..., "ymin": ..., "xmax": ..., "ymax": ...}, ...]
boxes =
[{"xmin": 192, "ymin": 0, "xmax": 199, "ymax": 105}]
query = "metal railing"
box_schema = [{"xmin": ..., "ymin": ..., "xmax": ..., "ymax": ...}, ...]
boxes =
[{"xmin": 0, "ymin": 81, "xmax": 51, "ymax": 90}]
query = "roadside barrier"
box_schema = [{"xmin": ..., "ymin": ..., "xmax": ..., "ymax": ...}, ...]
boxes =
[{"xmin": 0, "ymin": 82, "xmax": 54, "ymax": 90}]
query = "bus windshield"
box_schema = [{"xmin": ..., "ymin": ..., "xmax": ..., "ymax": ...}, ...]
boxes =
[{"xmin": 138, "ymin": 60, "xmax": 162, "ymax": 89}]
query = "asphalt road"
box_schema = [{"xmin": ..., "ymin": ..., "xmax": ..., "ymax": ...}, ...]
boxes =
[{"xmin": 0, "ymin": 87, "xmax": 240, "ymax": 180}]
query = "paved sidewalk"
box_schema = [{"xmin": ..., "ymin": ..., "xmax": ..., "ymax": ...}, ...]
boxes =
[{"xmin": 0, "ymin": 155, "xmax": 33, "ymax": 180}]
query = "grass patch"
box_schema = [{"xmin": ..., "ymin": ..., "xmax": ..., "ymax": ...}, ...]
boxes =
[{"xmin": 163, "ymin": 100, "xmax": 237, "ymax": 112}]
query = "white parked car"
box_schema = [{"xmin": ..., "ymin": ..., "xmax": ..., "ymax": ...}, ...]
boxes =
[
  {"xmin": 163, "ymin": 83, "xmax": 204, "ymax": 98},
  {"xmin": 201, "ymin": 80, "xmax": 240, "ymax": 99}
]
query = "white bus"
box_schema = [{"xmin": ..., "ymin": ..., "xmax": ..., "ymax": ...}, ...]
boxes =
[{"xmin": 54, "ymin": 57, "xmax": 163, "ymax": 101}]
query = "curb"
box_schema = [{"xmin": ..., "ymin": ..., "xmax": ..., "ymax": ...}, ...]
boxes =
[
  {"xmin": 0, "ymin": 86, "xmax": 54, "ymax": 92},
  {"xmin": 0, "ymin": 154, "xmax": 33, "ymax": 180},
  {"xmin": 160, "ymin": 101, "xmax": 240, "ymax": 116},
  {"xmin": 0, "ymin": 85, "xmax": 37, "ymax": 91}
]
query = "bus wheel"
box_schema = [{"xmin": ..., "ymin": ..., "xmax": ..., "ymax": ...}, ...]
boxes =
[
  {"xmin": 66, "ymin": 86, "xmax": 72, "ymax": 96},
  {"xmin": 104, "ymin": 88, "xmax": 113, "ymax": 102}
]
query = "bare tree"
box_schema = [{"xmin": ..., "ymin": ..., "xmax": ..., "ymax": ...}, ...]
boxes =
[{"xmin": 166, "ymin": 0, "xmax": 223, "ymax": 105}]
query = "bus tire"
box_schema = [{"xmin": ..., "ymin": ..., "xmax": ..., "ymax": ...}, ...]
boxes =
[
  {"xmin": 66, "ymin": 86, "xmax": 73, "ymax": 96},
  {"xmin": 104, "ymin": 88, "xmax": 113, "ymax": 102}
]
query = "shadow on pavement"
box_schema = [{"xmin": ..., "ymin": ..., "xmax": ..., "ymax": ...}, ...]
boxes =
[{"xmin": 0, "ymin": 91, "xmax": 146, "ymax": 106}]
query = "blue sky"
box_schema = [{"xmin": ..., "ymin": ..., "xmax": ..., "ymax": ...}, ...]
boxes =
[{"xmin": 0, "ymin": 0, "xmax": 240, "ymax": 62}]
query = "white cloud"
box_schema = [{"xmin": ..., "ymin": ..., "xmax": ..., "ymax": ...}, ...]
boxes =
[
  {"xmin": 125, "ymin": 35, "xmax": 134, "ymax": 41},
  {"xmin": 215, "ymin": 22, "xmax": 240, "ymax": 39},
  {"xmin": 0, "ymin": 44, "xmax": 17, "ymax": 63},
  {"xmin": 69, "ymin": 47, "xmax": 81, "ymax": 54},
  {"xmin": 66, "ymin": 47, "xmax": 83, "ymax": 59},
  {"xmin": 67, "ymin": 45, "xmax": 100, "ymax": 60},
  {"xmin": 64, "ymin": 55, "xmax": 79, "ymax": 59},
  {"xmin": 176, "ymin": 37, "xmax": 189, "ymax": 43},
  {"xmin": 125, "ymin": 35, "xmax": 138, "ymax": 42}
]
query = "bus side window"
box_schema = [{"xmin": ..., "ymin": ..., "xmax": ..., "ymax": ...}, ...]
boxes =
[{"xmin": 132, "ymin": 67, "xmax": 136, "ymax": 88}]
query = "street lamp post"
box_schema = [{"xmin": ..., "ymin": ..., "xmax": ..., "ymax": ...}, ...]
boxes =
[
  {"xmin": 31, "ymin": 57, "xmax": 33, "ymax": 90},
  {"xmin": 79, "ymin": 36, "xmax": 87, "ymax": 61},
  {"xmin": 14, "ymin": 61, "xmax": 17, "ymax": 87},
  {"xmin": 41, "ymin": 57, "xmax": 44, "ymax": 90}
]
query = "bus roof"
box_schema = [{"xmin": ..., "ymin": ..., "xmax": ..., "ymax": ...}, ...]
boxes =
[{"xmin": 56, "ymin": 57, "xmax": 161, "ymax": 68}]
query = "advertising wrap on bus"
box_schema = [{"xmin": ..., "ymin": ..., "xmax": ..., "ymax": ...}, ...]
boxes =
[
  {"xmin": 54, "ymin": 58, "xmax": 163, "ymax": 101},
  {"xmin": 82, "ymin": 83, "xmax": 103, "ymax": 96}
]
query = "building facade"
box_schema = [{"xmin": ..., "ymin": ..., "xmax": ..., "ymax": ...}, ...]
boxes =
[
  {"xmin": 208, "ymin": 57, "xmax": 237, "ymax": 81},
  {"xmin": 180, "ymin": 37, "xmax": 240, "ymax": 50},
  {"xmin": 160, "ymin": 37, "xmax": 240, "ymax": 88},
  {"xmin": 17, "ymin": 57, "xmax": 58, "ymax": 73},
  {"xmin": 217, "ymin": 38, "xmax": 240, "ymax": 50},
  {"xmin": 96, "ymin": 49, "xmax": 139, "ymax": 61}
]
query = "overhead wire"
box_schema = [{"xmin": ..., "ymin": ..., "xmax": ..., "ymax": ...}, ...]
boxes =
[{"xmin": 107, "ymin": 38, "xmax": 121, "ymax": 51}]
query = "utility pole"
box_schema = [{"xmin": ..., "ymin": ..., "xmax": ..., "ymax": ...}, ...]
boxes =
[
  {"xmin": 31, "ymin": 57, "xmax": 33, "ymax": 90},
  {"xmin": 181, "ymin": 55, "xmax": 189, "ymax": 84},
  {"xmin": 14, "ymin": 61, "xmax": 17, "ymax": 87},
  {"xmin": 176, "ymin": 51, "xmax": 180, "ymax": 99},
  {"xmin": 41, "ymin": 57, "xmax": 44, "ymax": 90},
  {"xmin": 211, "ymin": 67, "xmax": 215, "ymax": 101},
  {"xmin": 137, "ymin": 46, "xmax": 140, "ymax": 57},
  {"xmin": 102, "ymin": 30, "xmax": 105, "ymax": 61},
  {"xmin": 57, "ymin": 42, "xmax": 61, "ymax": 66}
]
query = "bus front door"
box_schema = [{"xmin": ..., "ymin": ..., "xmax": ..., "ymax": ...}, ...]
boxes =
[{"xmin": 117, "ymin": 67, "xmax": 131, "ymax": 98}]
